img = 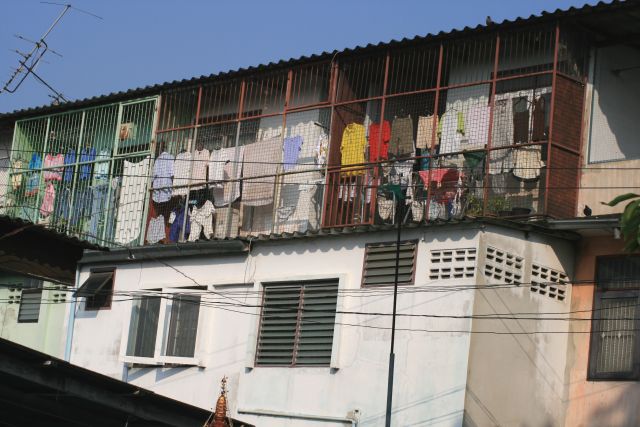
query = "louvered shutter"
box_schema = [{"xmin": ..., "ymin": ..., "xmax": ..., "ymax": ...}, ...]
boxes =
[
  {"xmin": 296, "ymin": 281, "xmax": 339, "ymax": 366},
  {"xmin": 363, "ymin": 241, "xmax": 417, "ymax": 286},
  {"xmin": 18, "ymin": 289, "xmax": 42, "ymax": 323},
  {"xmin": 256, "ymin": 280, "xmax": 339, "ymax": 367},
  {"xmin": 256, "ymin": 285, "xmax": 302, "ymax": 366}
]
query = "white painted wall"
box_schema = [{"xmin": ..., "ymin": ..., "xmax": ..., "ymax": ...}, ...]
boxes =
[{"xmin": 71, "ymin": 224, "xmax": 574, "ymax": 426}]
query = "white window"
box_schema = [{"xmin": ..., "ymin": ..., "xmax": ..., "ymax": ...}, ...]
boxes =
[{"xmin": 122, "ymin": 288, "xmax": 205, "ymax": 366}]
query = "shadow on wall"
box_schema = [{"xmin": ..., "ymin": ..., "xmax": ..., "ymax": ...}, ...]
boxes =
[{"xmin": 356, "ymin": 385, "xmax": 465, "ymax": 426}]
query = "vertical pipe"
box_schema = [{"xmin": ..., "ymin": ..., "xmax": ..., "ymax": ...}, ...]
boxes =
[
  {"xmin": 425, "ymin": 43, "xmax": 444, "ymax": 221},
  {"xmin": 179, "ymin": 86, "xmax": 202, "ymax": 242},
  {"xmin": 482, "ymin": 33, "xmax": 501, "ymax": 215},
  {"xmin": 544, "ymin": 23, "xmax": 561, "ymax": 216},
  {"xmin": 384, "ymin": 200, "xmax": 404, "ymax": 427}
]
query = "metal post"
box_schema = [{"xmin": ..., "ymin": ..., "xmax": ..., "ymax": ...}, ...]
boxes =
[
  {"xmin": 425, "ymin": 43, "xmax": 444, "ymax": 220},
  {"xmin": 482, "ymin": 33, "xmax": 501, "ymax": 215},
  {"xmin": 543, "ymin": 22, "xmax": 561, "ymax": 216},
  {"xmin": 384, "ymin": 199, "xmax": 403, "ymax": 427}
]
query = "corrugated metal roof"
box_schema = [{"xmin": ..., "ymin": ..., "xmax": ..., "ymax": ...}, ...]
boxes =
[
  {"xmin": 1, "ymin": 0, "xmax": 636, "ymax": 120},
  {"xmin": 0, "ymin": 214, "xmax": 105, "ymax": 250}
]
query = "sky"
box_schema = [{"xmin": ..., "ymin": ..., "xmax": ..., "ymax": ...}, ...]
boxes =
[{"xmin": 0, "ymin": 0, "xmax": 598, "ymax": 114}]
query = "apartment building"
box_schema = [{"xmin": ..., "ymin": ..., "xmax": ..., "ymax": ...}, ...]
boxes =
[{"xmin": 0, "ymin": 1, "xmax": 639, "ymax": 425}]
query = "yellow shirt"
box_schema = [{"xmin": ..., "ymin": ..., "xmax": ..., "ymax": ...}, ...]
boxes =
[{"xmin": 340, "ymin": 123, "xmax": 366, "ymax": 176}]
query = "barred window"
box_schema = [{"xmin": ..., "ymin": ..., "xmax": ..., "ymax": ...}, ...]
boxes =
[
  {"xmin": 589, "ymin": 256, "xmax": 640, "ymax": 380},
  {"xmin": 256, "ymin": 280, "xmax": 339, "ymax": 367}
]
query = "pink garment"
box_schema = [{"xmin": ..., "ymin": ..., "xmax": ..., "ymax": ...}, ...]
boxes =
[
  {"xmin": 40, "ymin": 182, "xmax": 55, "ymax": 217},
  {"xmin": 43, "ymin": 153, "xmax": 64, "ymax": 181},
  {"xmin": 418, "ymin": 169, "xmax": 464, "ymax": 187}
]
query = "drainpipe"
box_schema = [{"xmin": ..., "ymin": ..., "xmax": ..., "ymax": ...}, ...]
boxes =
[{"xmin": 64, "ymin": 267, "xmax": 80, "ymax": 361}]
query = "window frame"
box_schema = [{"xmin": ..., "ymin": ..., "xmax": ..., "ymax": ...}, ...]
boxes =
[
  {"xmin": 588, "ymin": 255, "xmax": 640, "ymax": 381},
  {"xmin": 120, "ymin": 287, "xmax": 206, "ymax": 367},
  {"xmin": 82, "ymin": 268, "xmax": 116, "ymax": 311},
  {"xmin": 361, "ymin": 240, "xmax": 418, "ymax": 288},
  {"xmin": 254, "ymin": 278, "xmax": 341, "ymax": 368},
  {"xmin": 17, "ymin": 288, "xmax": 43, "ymax": 323}
]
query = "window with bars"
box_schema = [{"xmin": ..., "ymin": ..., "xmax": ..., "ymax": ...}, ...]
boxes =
[
  {"xmin": 255, "ymin": 280, "xmax": 339, "ymax": 367},
  {"xmin": 125, "ymin": 289, "xmax": 202, "ymax": 363},
  {"xmin": 589, "ymin": 256, "xmax": 640, "ymax": 380},
  {"xmin": 362, "ymin": 241, "xmax": 417, "ymax": 287}
]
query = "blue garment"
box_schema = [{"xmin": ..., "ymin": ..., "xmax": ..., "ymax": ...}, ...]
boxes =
[
  {"xmin": 70, "ymin": 186, "xmax": 92, "ymax": 228},
  {"xmin": 89, "ymin": 183, "xmax": 109, "ymax": 241},
  {"xmin": 169, "ymin": 206, "xmax": 190, "ymax": 243},
  {"xmin": 63, "ymin": 149, "xmax": 76, "ymax": 182},
  {"xmin": 79, "ymin": 147, "xmax": 96, "ymax": 180},
  {"xmin": 29, "ymin": 153, "xmax": 42, "ymax": 170},
  {"xmin": 152, "ymin": 151, "xmax": 174, "ymax": 203},
  {"xmin": 25, "ymin": 173, "xmax": 40, "ymax": 195},
  {"xmin": 53, "ymin": 185, "xmax": 72, "ymax": 220},
  {"xmin": 283, "ymin": 136, "xmax": 303, "ymax": 171}
]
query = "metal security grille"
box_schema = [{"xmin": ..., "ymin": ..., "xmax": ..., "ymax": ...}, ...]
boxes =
[
  {"xmin": 362, "ymin": 241, "xmax": 417, "ymax": 286},
  {"xmin": 256, "ymin": 280, "xmax": 338, "ymax": 367},
  {"xmin": 589, "ymin": 256, "xmax": 640, "ymax": 380},
  {"xmin": 6, "ymin": 97, "xmax": 158, "ymax": 247},
  {"xmin": 17, "ymin": 288, "xmax": 42, "ymax": 323}
]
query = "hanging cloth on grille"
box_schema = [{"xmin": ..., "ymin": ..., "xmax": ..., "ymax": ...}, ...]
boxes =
[{"xmin": 242, "ymin": 137, "xmax": 281, "ymax": 206}]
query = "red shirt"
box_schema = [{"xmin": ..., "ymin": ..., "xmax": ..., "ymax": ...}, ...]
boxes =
[{"xmin": 368, "ymin": 121, "xmax": 391, "ymax": 163}]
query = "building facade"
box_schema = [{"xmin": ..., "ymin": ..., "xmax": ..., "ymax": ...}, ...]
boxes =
[{"xmin": 0, "ymin": 1, "xmax": 639, "ymax": 426}]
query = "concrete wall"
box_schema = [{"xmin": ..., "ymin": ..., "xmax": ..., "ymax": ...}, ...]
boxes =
[
  {"xmin": 564, "ymin": 236, "xmax": 640, "ymax": 427},
  {"xmin": 578, "ymin": 45, "xmax": 640, "ymax": 216},
  {"xmin": 72, "ymin": 226, "xmax": 488, "ymax": 426},
  {"xmin": 69, "ymin": 223, "xmax": 579, "ymax": 426},
  {"xmin": 0, "ymin": 275, "xmax": 69, "ymax": 358},
  {"xmin": 464, "ymin": 226, "xmax": 576, "ymax": 427}
]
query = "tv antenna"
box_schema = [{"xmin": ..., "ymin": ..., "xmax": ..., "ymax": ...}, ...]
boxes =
[{"xmin": 0, "ymin": 2, "xmax": 103, "ymax": 104}]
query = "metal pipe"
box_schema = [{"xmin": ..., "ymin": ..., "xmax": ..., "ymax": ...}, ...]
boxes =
[
  {"xmin": 384, "ymin": 199, "xmax": 404, "ymax": 427},
  {"xmin": 64, "ymin": 266, "xmax": 80, "ymax": 361}
]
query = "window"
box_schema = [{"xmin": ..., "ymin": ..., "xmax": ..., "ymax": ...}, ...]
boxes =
[
  {"xmin": 76, "ymin": 269, "xmax": 115, "ymax": 310},
  {"xmin": 362, "ymin": 241, "xmax": 417, "ymax": 287},
  {"xmin": 124, "ymin": 289, "xmax": 203, "ymax": 364},
  {"xmin": 17, "ymin": 278, "xmax": 43, "ymax": 323},
  {"xmin": 256, "ymin": 280, "xmax": 339, "ymax": 367},
  {"xmin": 589, "ymin": 256, "xmax": 640, "ymax": 380}
]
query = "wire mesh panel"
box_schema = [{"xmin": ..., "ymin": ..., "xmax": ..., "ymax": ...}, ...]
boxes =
[
  {"xmin": 387, "ymin": 43, "xmax": 439, "ymax": 95},
  {"xmin": 275, "ymin": 108, "xmax": 330, "ymax": 234},
  {"xmin": 6, "ymin": 98, "xmax": 157, "ymax": 247},
  {"xmin": 199, "ymin": 80, "xmax": 241, "ymax": 125},
  {"xmin": 289, "ymin": 62, "xmax": 331, "ymax": 108},
  {"xmin": 335, "ymin": 54, "xmax": 386, "ymax": 103},
  {"xmin": 242, "ymin": 71, "xmax": 288, "ymax": 119},
  {"xmin": 7, "ymin": 118, "xmax": 48, "ymax": 222},
  {"xmin": 157, "ymin": 87, "xmax": 199, "ymax": 131},
  {"xmin": 558, "ymin": 27, "xmax": 589, "ymax": 81},
  {"xmin": 325, "ymin": 101, "xmax": 381, "ymax": 227},
  {"xmin": 498, "ymin": 25, "xmax": 556, "ymax": 77},
  {"xmin": 441, "ymin": 36, "xmax": 496, "ymax": 87}
]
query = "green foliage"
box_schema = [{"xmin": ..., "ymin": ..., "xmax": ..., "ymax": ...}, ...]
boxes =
[{"xmin": 604, "ymin": 193, "xmax": 640, "ymax": 252}]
